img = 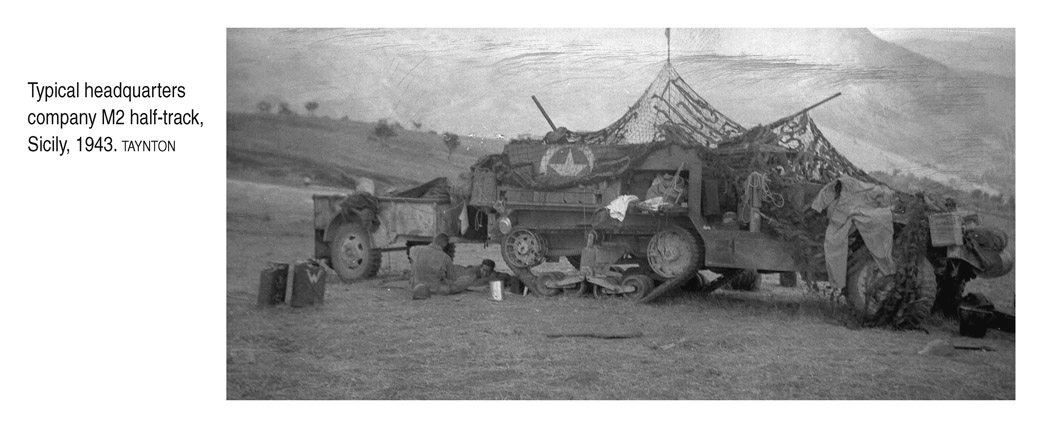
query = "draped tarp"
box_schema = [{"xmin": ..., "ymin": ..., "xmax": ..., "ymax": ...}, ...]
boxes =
[{"xmin": 474, "ymin": 142, "xmax": 694, "ymax": 190}]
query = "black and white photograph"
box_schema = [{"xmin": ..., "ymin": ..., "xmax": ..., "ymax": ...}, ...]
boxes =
[{"xmin": 225, "ymin": 28, "xmax": 1016, "ymax": 400}]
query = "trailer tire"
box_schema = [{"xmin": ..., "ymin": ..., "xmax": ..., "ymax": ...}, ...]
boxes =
[{"xmin": 330, "ymin": 222, "xmax": 382, "ymax": 281}]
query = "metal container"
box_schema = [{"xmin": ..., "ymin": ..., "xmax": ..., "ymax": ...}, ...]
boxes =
[
  {"xmin": 257, "ymin": 262, "xmax": 289, "ymax": 307},
  {"xmin": 489, "ymin": 279, "xmax": 504, "ymax": 301}
]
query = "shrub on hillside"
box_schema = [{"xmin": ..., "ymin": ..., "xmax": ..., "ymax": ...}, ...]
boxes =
[
  {"xmin": 278, "ymin": 102, "xmax": 295, "ymax": 116},
  {"xmin": 374, "ymin": 119, "xmax": 397, "ymax": 142}
]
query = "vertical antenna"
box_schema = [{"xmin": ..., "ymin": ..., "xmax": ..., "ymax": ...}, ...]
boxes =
[{"xmin": 665, "ymin": 27, "xmax": 671, "ymax": 63}]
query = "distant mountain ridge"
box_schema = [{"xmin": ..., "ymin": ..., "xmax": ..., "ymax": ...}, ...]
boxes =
[{"xmin": 227, "ymin": 28, "xmax": 1015, "ymax": 195}]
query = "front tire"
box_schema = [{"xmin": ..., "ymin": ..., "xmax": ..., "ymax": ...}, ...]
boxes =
[{"xmin": 330, "ymin": 222, "xmax": 382, "ymax": 281}]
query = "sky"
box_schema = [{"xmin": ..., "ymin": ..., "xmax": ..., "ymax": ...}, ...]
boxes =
[{"xmin": 228, "ymin": 28, "xmax": 1014, "ymax": 136}]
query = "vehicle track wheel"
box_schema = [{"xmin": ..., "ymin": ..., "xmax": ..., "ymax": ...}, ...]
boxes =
[
  {"xmin": 647, "ymin": 226, "xmax": 701, "ymax": 279},
  {"xmin": 533, "ymin": 272, "xmax": 564, "ymax": 297},
  {"xmin": 330, "ymin": 222, "xmax": 381, "ymax": 281},
  {"xmin": 501, "ymin": 229, "xmax": 546, "ymax": 269},
  {"xmin": 680, "ymin": 271, "xmax": 707, "ymax": 292},
  {"xmin": 621, "ymin": 274, "xmax": 654, "ymax": 300},
  {"xmin": 569, "ymin": 281, "xmax": 590, "ymax": 297}
]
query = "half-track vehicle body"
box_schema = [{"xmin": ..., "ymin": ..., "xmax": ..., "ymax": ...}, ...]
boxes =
[{"xmin": 311, "ymin": 63, "xmax": 1013, "ymax": 324}]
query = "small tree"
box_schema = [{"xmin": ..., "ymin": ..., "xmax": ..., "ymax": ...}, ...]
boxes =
[
  {"xmin": 374, "ymin": 119, "xmax": 397, "ymax": 143},
  {"xmin": 278, "ymin": 102, "xmax": 294, "ymax": 116},
  {"xmin": 305, "ymin": 101, "xmax": 319, "ymax": 116},
  {"xmin": 442, "ymin": 132, "xmax": 460, "ymax": 160},
  {"xmin": 257, "ymin": 101, "xmax": 272, "ymax": 114}
]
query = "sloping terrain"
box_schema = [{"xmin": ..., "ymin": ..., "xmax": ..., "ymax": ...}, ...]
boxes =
[{"xmin": 226, "ymin": 113, "xmax": 503, "ymax": 189}]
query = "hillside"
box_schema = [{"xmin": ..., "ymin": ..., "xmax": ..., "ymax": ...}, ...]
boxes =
[
  {"xmin": 227, "ymin": 28, "xmax": 1015, "ymax": 195},
  {"xmin": 226, "ymin": 112, "xmax": 504, "ymax": 190}
]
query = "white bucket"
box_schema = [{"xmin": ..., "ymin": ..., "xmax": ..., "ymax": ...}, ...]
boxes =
[{"xmin": 489, "ymin": 280, "xmax": 503, "ymax": 301}]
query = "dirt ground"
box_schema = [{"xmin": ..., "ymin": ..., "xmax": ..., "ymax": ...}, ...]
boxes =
[{"xmin": 226, "ymin": 179, "xmax": 1016, "ymax": 400}]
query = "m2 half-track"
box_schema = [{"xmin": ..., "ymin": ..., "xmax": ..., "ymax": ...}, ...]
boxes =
[{"xmin": 465, "ymin": 139, "xmax": 1013, "ymax": 322}]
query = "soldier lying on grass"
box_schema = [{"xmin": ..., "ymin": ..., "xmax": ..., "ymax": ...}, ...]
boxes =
[{"xmin": 410, "ymin": 234, "xmax": 512, "ymax": 299}]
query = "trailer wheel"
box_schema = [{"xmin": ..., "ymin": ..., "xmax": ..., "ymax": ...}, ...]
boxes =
[
  {"xmin": 330, "ymin": 222, "xmax": 382, "ymax": 281},
  {"xmin": 779, "ymin": 272, "xmax": 798, "ymax": 288},
  {"xmin": 846, "ymin": 253, "xmax": 935, "ymax": 323}
]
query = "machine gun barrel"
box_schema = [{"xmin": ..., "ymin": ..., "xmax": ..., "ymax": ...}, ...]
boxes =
[{"xmin": 531, "ymin": 95, "xmax": 558, "ymax": 131}]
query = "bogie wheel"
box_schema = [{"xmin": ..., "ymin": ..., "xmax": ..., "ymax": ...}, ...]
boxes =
[
  {"xmin": 533, "ymin": 272, "xmax": 564, "ymax": 297},
  {"xmin": 621, "ymin": 274, "xmax": 654, "ymax": 300},
  {"xmin": 730, "ymin": 270, "xmax": 762, "ymax": 291},
  {"xmin": 330, "ymin": 222, "xmax": 382, "ymax": 281},
  {"xmin": 647, "ymin": 226, "xmax": 702, "ymax": 279},
  {"xmin": 846, "ymin": 253, "xmax": 936, "ymax": 321},
  {"xmin": 570, "ymin": 281, "xmax": 590, "ymax": 297},
  {"xmin": 501, "ymin": 229, "xmax": 546, "ymax": 269},
  {"xmin": 680, "ymin": 272, "xmax": 708, "ymax": 292}
]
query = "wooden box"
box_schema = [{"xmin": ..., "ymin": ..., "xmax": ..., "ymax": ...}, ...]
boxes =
[{"xmin": 929, "ymin": 213, "xmax": 963, "ymax": 247}]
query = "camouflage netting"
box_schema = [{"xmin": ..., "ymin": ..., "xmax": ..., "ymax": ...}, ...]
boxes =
[
  {"xmin": 543, "ymin": 62, "xmax": 744, "ymax": 147},
  {"xmin": 475, "ymin": 61, "xmax": 959, "ymax": 328}
]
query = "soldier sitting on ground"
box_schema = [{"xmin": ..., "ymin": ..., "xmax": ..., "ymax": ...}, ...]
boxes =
[{"xmin": 410, "ymin": 233, "xmax": 469, "ymax": 299}]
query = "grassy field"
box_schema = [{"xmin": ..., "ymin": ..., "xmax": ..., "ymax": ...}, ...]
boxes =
[{"xmin": 226, "ymin": 179, "xmax": 1016, "ymax": 400}]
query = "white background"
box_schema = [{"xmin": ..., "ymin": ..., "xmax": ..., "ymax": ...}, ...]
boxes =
[{"xmin": 0, "ymin": 1, "xmax": 1037, "ymax": 428}]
